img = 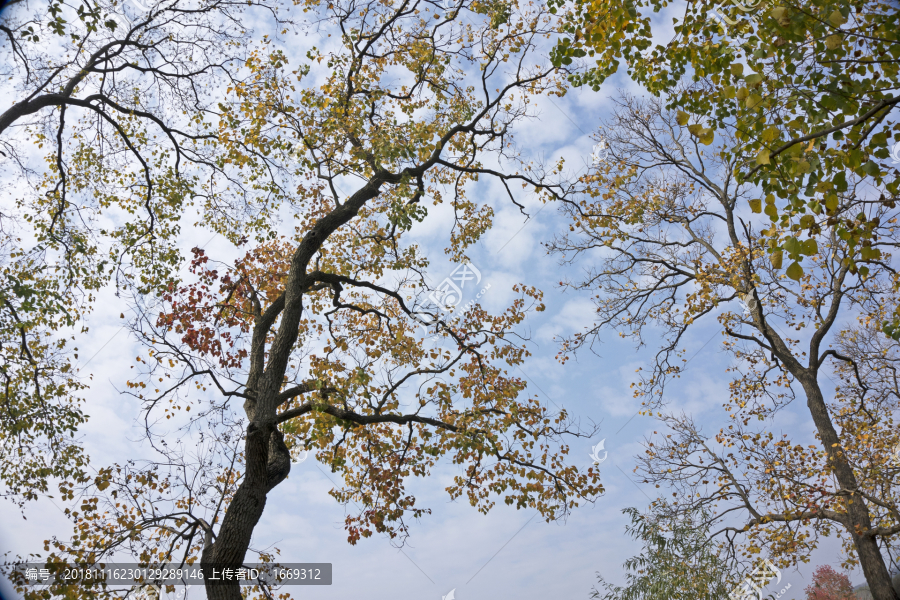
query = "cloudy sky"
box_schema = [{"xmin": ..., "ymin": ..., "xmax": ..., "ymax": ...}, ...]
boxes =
[{"xmin": 0, "ymin": 1, "xmax": 868, "ymax": 599}]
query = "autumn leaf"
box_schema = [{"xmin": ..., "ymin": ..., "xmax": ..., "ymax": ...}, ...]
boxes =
[
  {"xmin": 770, "ymin": 250, "xmax": 783, "ymax": 269},
  {"xmin": 785, "ymin": 261, "xmax": 803, "ymax": 281}
]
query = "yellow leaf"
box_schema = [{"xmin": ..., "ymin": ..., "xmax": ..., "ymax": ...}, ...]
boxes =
[
  {"xmin": 771, "ymin": 250, "xmax": 783, "ymax": 269},
  {"xmin": 756, "ymin": 148, "xmax": 771, "ymax": 165},
  {"xmin": 761, "ymin": 126, "xmax": 780, "ymax": 143},
  {"xmin": 686, "ymin": 124, "xmax": 714, "ymax": 144},
  {"xmin": 676, "ymin": 110, "xmax": 690, "ymax": 126},
  {"xmin": 748, "ymin": 198, "xmax": 762, "ymax": 213}
]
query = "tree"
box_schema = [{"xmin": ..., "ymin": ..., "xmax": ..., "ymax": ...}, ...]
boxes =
[
  {"xmin": 548, "ymin": 94, "xmax": 900, "ymax": 599},
  {"xmin": 9, "ymin": 1, "xmax": 603, "ymax": 599},
  {"xmin": 547, "ymin": 0, "xmax": 900, "ymax": 335},
  {"xmin": 0, "ymin": 0, "xmax": 292, "ymax": 505},
  {"xmin": 805, "ymin": 565, "xmax": 855, "ymax": 600},
  {"xmin": 592, "ymin": 505, "xmax": 733, "ymax": 600}
]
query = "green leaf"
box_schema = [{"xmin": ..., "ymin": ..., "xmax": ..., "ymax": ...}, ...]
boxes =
[
  {"xmin": 860, "ymin": 246, "xmax": 882, "ymax": 260},
  {"xmin": 862, "ymin": 160, "xmax": 880, "ymax": 176},
  {"xmin": 828, "ymin": 9, "xmax": 846, "ymax": 27},
  {"xmin": 785, "ymin": 261, "xmax": 803, "ymax": 280},
  {"xmin": 834, "ymin": 172, "xmax": 848, "ymax": 193},
  {"xmin": 783, "ymin": 236, "xmax": 801, "ymax": 256},
  {"xmin": 824, "ymin": 35, "xmax": 842, "ymax": 50},
  {"xmin": 745, "ymin": 73, "xmax": 763, "ymax": 85}
]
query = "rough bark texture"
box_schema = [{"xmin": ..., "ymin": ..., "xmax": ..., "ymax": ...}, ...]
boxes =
[
  {"xmin": 736, "ymin": 193, "xmax": 898, "ymax": 600},
  {"xmin": 754, "ymin": 294, "xmax": 898, "ymax": 600},
  {"xmin": 797, "ymin": 374, "xmax": 899, "ymax": 600},
  {"xmin": 200, "ymin": 179, "xmax": 390, "ymax": 600},
  {"xmin": 201, "ymin": 424, "xmax": 271, "ymax": 600},
  {"xmin": 747, "ymin": 297, "xmax": 899, "ymax": 600}
]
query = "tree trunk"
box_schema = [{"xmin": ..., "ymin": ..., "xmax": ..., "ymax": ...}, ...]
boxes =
[
  {"xmin": 201, "ymin": 421, "xmax": 274, "ymax": 600},
  {"xmin": 195, "ymin": 173, "xmax": 380, "ymax": 600},
  {"xmin": 797, "ymin": 372, "xmax": 899, "ymax": 600}
]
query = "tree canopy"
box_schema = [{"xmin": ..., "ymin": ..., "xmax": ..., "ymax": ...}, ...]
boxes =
[
  {"xmin": 4, "ymin": 1, "xmax": 604, "ymax": 599},
  {"xmin": 549, "ymin": 92, "xmax": 900, "ymax": 599},
  {"xmin": 549, "ymin": 0, "xmax": 900, "ymax": 335},
  {"xmin": 0, "ymin": 0, "xmax": 299, "ymax": 507},
  {"xmin": 3, "ymin": 0, "xmax": 900, "ymax": 599},
  {"xmin": 592, "ymin": 505, "xmax": 733, "ymax": 600}
]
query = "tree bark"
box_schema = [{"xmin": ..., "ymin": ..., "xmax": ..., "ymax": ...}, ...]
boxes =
[
  {"xmin": 198, "ymin": 176, "xmax": 390, "ymax": 600},
  {"xmin": 201, "ymin": 422, "xmax": 274, "ymax": 600},
  {"xmin": 747, "ymin": 281, "xmax": 898, "ymax": 600},
  {"xmin": 796, "ymin": 372, "xmax": 899, "ymax": 600}
]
